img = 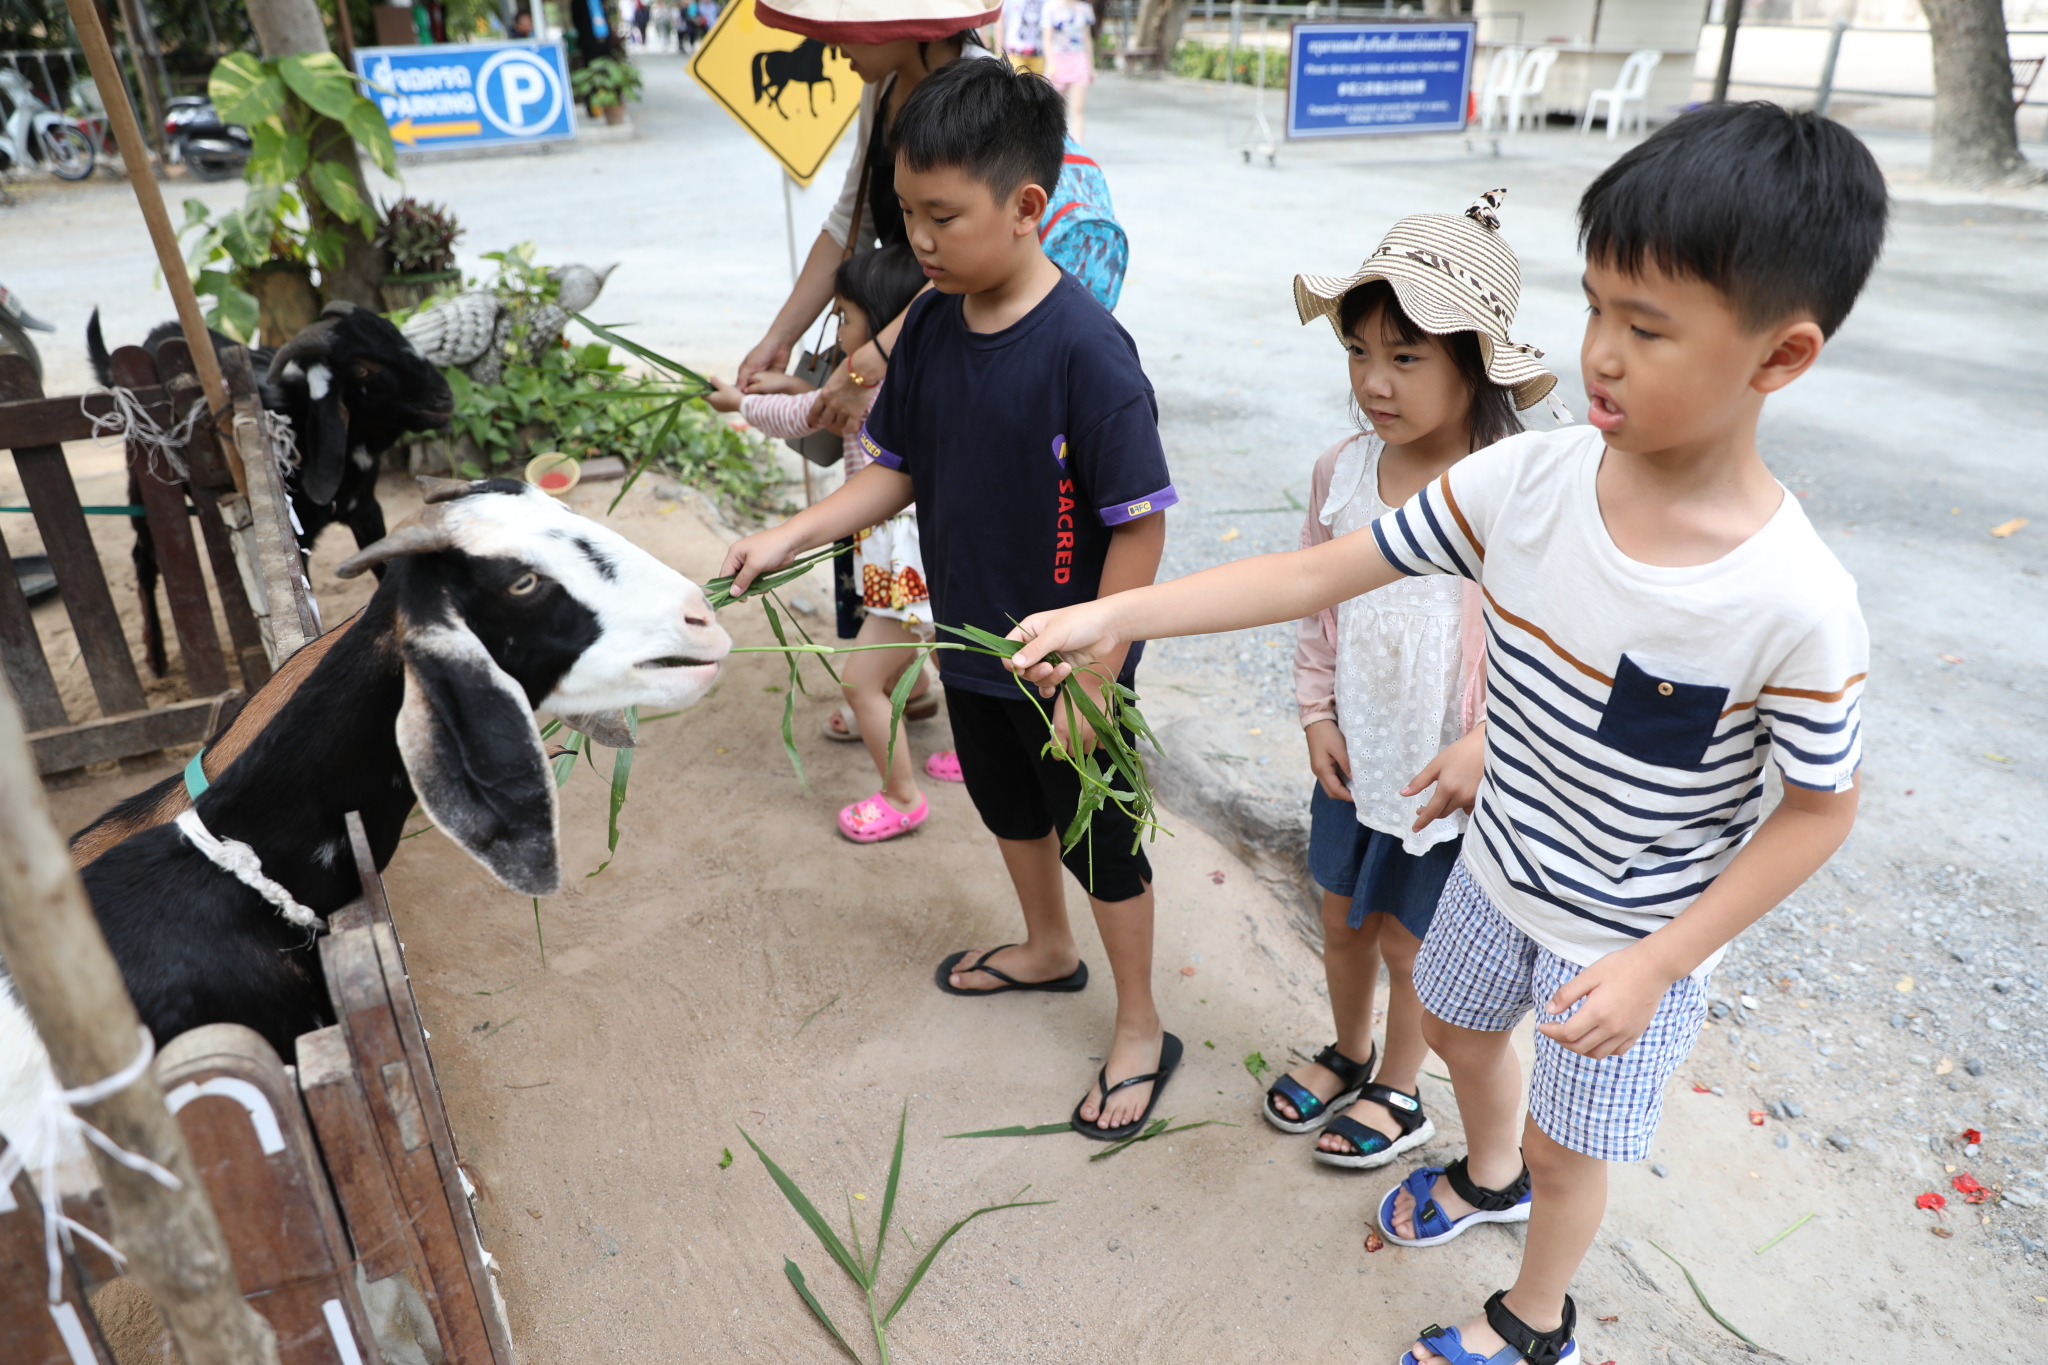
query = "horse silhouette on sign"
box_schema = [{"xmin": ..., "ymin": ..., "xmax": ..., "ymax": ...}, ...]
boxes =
[{"xmin": 752, "ymin": 38, "xmax": 838, "ymax": 118}]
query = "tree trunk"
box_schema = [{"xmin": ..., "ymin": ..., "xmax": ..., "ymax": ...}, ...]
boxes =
[
  {"xmin": 246, "ymin": 0, "xmax": 388, "ymax": 307},
  {"xmin": 1920, "ymin": 0, "xmax": 2036, "ymax": 186},
  {"xmin": 1134, "ymin": 0, "xmax": 1195, "ymax": 73}
]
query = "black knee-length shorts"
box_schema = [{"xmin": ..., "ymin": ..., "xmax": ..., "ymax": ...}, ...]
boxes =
[{"xmin": 944, "ymin": 684, "xmax": 1153, "ymax": 903}]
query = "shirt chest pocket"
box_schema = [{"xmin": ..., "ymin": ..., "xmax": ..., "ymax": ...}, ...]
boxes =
[{"xmin": 1596, "ymin": 654, "xmax": 1730, "ymax": 770}]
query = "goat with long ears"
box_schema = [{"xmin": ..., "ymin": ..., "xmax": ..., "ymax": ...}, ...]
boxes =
[{"xmin": 1, "ymin": 479, "xmax": 729, "ymax": 1114}]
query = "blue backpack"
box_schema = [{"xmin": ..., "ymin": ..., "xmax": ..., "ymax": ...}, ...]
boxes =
[{"xmin": 1043, "ymin": 137, "xmax": 1127, "ymax": 313}]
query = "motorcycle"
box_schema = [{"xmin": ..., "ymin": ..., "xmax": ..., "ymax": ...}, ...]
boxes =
[
  {"xmin": 0, "ymin": 281, "xmax": 56, "ymax": 383},
  {"xmin": 0, "ymin": 67, "xmax": 94, "ymax": 181},
  {"xmin": 164, "ymin": 95, "xmax": 250, "ymax": 182}
]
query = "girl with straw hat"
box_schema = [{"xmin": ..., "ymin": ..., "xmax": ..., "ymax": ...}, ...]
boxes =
[{"xmin": 1261, "ymin": 192, "xmax": 1562, "ymax": 1177}]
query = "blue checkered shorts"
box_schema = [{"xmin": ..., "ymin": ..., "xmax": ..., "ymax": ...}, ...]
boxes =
[{"xmin": 1412, "ymin": 862, "xmax": 1709, "ymax": 1163}]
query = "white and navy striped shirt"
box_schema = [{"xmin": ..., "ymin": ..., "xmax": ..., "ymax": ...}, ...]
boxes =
[{"xmin": 1370, "ymin": 426, "xmax": 1866, "ymax": 973}]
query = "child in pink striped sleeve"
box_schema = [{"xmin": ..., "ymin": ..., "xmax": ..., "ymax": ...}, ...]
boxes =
[{"xmin": 709, "ymin": 245, "xmax": 959, "ymax": 841}]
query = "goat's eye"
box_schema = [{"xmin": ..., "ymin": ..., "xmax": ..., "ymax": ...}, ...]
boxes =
[
  {"xmin": 508, "ymin": 572, "xmax": 541, "ymax": 597},
  {"xmin": 353, "ymin": 362, "xmax": 372, "ymax": 380}
]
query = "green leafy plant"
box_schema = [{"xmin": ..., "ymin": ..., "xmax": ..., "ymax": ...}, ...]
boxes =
[
  {"xmin": 741, "ymin": 1105, "xmax": 1050, "ymax": 1363},
  {"xmin": 572, "ymin": 56, "xmax": 644, "ymax": 110},
  {"xmin": 377, "ymin": 196, "xmax": 464, "ymax": 275},
  {"xmin": 1171, "ymin": 40, "xmax": 1289, "ymax": 88}
]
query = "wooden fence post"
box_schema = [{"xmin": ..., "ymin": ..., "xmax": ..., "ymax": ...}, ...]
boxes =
[{"xmin": 0, "ymin": 684, "xmax": 280, "ymax": 1365}]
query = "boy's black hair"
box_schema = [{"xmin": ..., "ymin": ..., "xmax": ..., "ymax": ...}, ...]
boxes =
[
  {"xmin": 1577, "ymin": 101, "xmax": 1887, "ymax": 338},
  {"xmin": 834, "ymin": 244, "xmax": 927, "ymax": 337},
  {"xmin": 892, "ymin": 57, "xmax": 1066, "ymax": 205},
  {"xmin": 1339, "ymin": 280, "xmax": 1523, "ymax": 452}
]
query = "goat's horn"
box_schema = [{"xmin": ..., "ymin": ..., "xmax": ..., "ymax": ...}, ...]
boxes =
[
  {"xmin": 418, "ymin": 476, "xmax": 487, "ymax": 505},
  {"xmin": 264, "ymin": 318, "xmax": 341, "ymax": 382},
  {"xmin": 335, "ymin": 507, "xmax": 452, "ymax": 578}
]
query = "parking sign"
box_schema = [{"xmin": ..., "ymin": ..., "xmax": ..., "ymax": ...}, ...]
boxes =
[
  {"xmin": 356, "ymin": 41, "xmax": 576, "ymax": 152},
  {"xmin": 1285, "ymin": 21, "xmax": 1475, "ymax": 140}
]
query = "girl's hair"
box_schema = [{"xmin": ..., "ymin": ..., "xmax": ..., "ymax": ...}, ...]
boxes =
[
  {"xmin": 1337, "ymin": 279, "xmax": 1522, "ymax": 452},
  {"xmin": 834, "ymin": 244, "xmax": 927, "ymax": 338}
]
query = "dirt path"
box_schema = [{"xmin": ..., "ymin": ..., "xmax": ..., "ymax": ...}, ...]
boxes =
[{"xmin": 38, "ymin": 483, "xmax": 2034, "ymax": 1364}]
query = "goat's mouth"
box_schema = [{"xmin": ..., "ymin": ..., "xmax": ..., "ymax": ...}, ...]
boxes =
[{"xmin": 638, "ymin": 655, "xmax": 719, "ymax": 670}]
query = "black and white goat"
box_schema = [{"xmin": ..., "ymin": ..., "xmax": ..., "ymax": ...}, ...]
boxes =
[
  {"xmin": 87, "ymin": 304, "xmax": 454, "ymax": 674},
  {"xmin": 1, "ymin": 478, "xmax": 729, "ymax": 1134}
]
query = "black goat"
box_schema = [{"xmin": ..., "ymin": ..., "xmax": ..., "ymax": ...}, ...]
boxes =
[
  {"xmin": 4, "ymin": 477, "xmax": 728, "ymax": 1067},
  {"xmin": 87, "ymin": 304, "xmax": 454, "ymax": 675}
]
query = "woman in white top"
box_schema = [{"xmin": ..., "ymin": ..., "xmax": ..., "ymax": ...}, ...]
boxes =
[{"xmin": 1263, "ymin": 195, "xmax": 1562, "ymax": 1174}]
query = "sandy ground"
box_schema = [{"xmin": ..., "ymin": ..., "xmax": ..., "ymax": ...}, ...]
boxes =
[{"xmin": 29, "ymin": 478, "xmax": 2037, "ymax": 1364}]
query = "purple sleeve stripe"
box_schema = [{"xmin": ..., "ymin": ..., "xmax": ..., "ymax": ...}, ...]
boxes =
[
  {"xmin": 1099, "ymin": 484, "xmax": 1178, "ymax": 526},
  {"xmin": 857, "ymin": 425, "xmax": 903, "ymax": 470}
]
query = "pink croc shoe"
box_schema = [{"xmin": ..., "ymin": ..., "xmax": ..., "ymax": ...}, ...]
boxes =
[
  {"xmin": 838, "ymin": 791, "xmax": 929, "ymax": 843},
  {"xmin": 924, "ymin": 750, "xmax": 965, "ymax": 783}
]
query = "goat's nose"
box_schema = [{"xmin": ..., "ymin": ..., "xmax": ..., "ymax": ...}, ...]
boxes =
[{"xmin": 682, "ymin": 581, "xmax": 714, "ymax": 630}]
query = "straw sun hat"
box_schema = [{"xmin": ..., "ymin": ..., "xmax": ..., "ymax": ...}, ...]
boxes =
[
  {"xmin": 1294, "ymin": 190, "xmax": 1558, "ymax": 412},
  {"xmin": 755, "ymin": 0, "xmax": 1002, "ymax": 44}
]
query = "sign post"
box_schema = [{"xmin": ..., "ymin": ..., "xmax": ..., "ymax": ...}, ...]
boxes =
[
  {"xmin": 1285, "ymin": 20, "xmax": 1476, "ymax": 141},
  {"xmin": 687, "ymin": 0, "xmax": 859, "ymax": 186},
  {"xmin": 355, "ymin": 40, "xmax": 577, "ymax": 154}
]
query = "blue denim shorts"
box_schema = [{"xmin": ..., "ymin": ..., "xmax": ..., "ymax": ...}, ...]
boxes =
[{"xmin": 1306, "ymin": 785, "xmax": 1460, "ymax": 939}]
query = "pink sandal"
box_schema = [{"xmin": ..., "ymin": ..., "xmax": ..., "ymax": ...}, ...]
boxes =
[
  {"xmin": 923, "ymin": 750, "xmax": 964, "ymax": 783},
  {"xmin": 837, "ymin": 791, "xmax": 929, "ymax": 843}
]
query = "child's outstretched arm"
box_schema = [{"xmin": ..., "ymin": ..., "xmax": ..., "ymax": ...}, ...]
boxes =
[
  {"xmin": 1009, "ymin": 533, "xmax": 1405, "ymax": 690},
  {"xmin": 720, "ymin": 464, "xmax": 913, "ymax": 595},
  {"xmin": 1540, "ymin": 780, "xmax": 1859, "ymax": 1059}
]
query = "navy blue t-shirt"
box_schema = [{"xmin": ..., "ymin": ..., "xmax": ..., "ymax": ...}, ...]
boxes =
[{"xmin": 859, "ymin": 272, "xmax": 1176, "ymax": 699}]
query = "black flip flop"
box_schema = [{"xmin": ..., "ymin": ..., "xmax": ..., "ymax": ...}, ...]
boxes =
[
  {"xmin": 933, "ymin": 944, "xmax": 1089, "ymax": 997},
  {"xmin": 1071, "ymin": 1032, "xmax": 1184, "ymax": 1142}
]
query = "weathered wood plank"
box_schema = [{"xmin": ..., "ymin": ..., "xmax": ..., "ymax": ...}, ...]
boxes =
[
  {"xmin": 0, "ymin": 520, "xmax": 67, "ymax": 731},
  {"xmin": 295, "ymin": 1024, "xmax": 416, "ymax": 1283},
  {"xmin": 111, "ymin": 346, "xmax": 230, "ymax": 698},
  {"xmin": 26, "ymin": 691, "xmax": 244, "ymax": 775},
  {"xmin": 0, "ymin": 1161, "xmax": 119, "ymax": 1365},
  {"xmin": 0, "ymin": 356, "xmax": 150, "ymax": 720},
  {"xmin": 344, "ymin": 811, "xmax": 393, "ymax": 931},
  {"xmin": 159, "ymin": 1024, "xmax": 380, "ymax": 1365},
  {"xmin": 0, "ymin": 386, "xmax": 174, "ymax": 451}
]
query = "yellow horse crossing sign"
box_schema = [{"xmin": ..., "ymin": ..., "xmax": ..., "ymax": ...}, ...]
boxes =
[{"xmin": 689, "ymin": 2, "xmax": 860, "ymax": 185}]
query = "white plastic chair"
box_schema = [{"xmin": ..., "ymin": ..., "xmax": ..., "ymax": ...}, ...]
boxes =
[
  {"xmin": 1478, "ymin": 45, "xmax": 1524, "ymax": 133},
  {"xmin": 1506, "ymin": 47, "xmax": 1559, "ymax": 134},
  {"xmin": 1580, "ymin": 49, "xmax": 1662, "ymax": 140}
]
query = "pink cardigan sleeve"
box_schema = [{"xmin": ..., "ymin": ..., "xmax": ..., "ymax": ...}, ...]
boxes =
[
  {"xmin": 738, "ymin": 391, "xmax": 821, "ymax": 441},
  {"xmin": 1293, "ymin": 439, "xmax": 1348, "ymax": 729}
]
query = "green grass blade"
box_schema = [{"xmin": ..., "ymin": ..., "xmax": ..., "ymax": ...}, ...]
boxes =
[
  {"xmin": 783, "ymin": 1258, "xmax": 863, "ymax": 1362},
  {"xmin": 1087, "ymin": 1117, "xmax": 1237, "ymax": 1162},
  {"xmin": 872, "ymin": 1102, "xmax": 907, "ymax": 1281},
  {"xmin": 935, "ymin": 621, "xmax": 1025, "ymax": 658},
  {"xmin": 740, "ymin": 1128, "xmax": 867, "ymax": 1287},
  {"xmin": 608, "ymin": 395, "xmax": 685, "ymax": 513},
  {"xmin": 882, "ymin": 645, "xmax": 928, "ymax": 775},
  {"xmin": 1753, "ymin": 1211, "xmax": 1815, "ymax": 1255},
  {"xmin": 845, "ymin": 1192, "xmax": 866, "ymax": 1279},
  {"xmin": 551, "ymin": 729, "xmax": 583, "ymax": 789},
  {"xmin": 570, "ymin": 313, "xmax": 714, "ymax": 391},
  {"xmin": 1646, "ymin": 1239, "xmax": 1760, "ymax": 1349},
  {"xmin": 780, "ymin": 673, "xmax": 807, "ymax": 792},
  {"xmin": 942, "ymin": 1123, "xmax": 1074, "ymax": 1138},
  {"xmin": 880, "ymin": 1198, "xmax": 1054, "ymax": 1326},
  {"xmin": 770, "ymin": 589, "xmax": 841, "ymax": 685},
  {"xmin": 531, "ymin": 897, "xmax": 545, "ymax": 968},
  {"xmin": 586, "ymin": 740, "xmax": 633, "ymax": 878}
]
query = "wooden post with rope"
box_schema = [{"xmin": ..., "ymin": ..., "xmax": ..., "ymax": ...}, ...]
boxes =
[
  {"xmin": 59, "ymin": 0, "xmax": 248, "ymax": 499},
  {"xmin": 0, "ymin": 686, "xmax": 280, "ymax": 1365}
]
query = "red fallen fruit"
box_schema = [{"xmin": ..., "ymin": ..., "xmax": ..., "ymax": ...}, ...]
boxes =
[
  {"xmin": 1916, "ymin": 1192, "xmax": 1947, "ymax": 1211},
  {"xmin": 1953, "ymin": 1173, "xmax": 1985, "ymax": 1194},
  {"xmin": 1364, "ymin": 1231, "xmax": 1384, "ymax": 1253},
  {"xmin": 1208, "ymin": 870, "xmax": 1226, "ymax": 885},
  {"xmin": 1959, "ymin": 1128, "xmax": 1983, "ymax": 1145},
  {"xmin": 1748, "ymin": 1110, "xmax": 1767, "ymax": 1126},
  {"xmin": 1692, "ymin": 1083, "xmax": 1713, "ymax": 1094}
]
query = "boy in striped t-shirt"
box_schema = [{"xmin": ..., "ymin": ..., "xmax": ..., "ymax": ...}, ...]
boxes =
[{"xmin": 1006, "ymin": 102, "xmax": 1884, "ymax": 1365}]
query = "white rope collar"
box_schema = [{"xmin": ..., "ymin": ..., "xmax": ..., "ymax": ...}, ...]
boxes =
[
  {"xmin": 82, "ymin": 386, "xmax": 206, "ymax": 484},
  {"xmin": 174, "ymin": 809, "xmax": 326, "ymax": 932},
  {"xmin": 0, "ymin": 1025, "xmax": 181, "ymax": 1302}
]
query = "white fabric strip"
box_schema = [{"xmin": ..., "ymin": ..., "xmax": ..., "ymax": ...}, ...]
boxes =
[{"xmin": 174, "ymin": 809, "xmax": 325, "ymax": 931}]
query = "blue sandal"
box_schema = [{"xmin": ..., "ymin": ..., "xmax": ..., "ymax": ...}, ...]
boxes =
[
  {"xmin": 1262, "ymin": 1042, "xmax": 1375, "ymax": 1135},
  {"xmin": 1312, "ymin": 1082, "xmax": 1435, "ymax": 1170},
  {"xmin": 1402, "ymin": 1291, "xmax": 1578, "ymax": 1365},
  {"xmin": 1376, "ymin": 1156, "xmax": 1531, "ymax": 1248}
]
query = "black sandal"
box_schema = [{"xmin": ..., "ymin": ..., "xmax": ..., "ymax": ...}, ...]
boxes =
[
  {"xmin": 1312, "ymin": 1081, "xmax": 1435, "ymax": 1170},
  {"xmin": 1071, "ymin": 1033, "xmax": 1183, "ymax": 1141},
  {"xmin": 934, "ymin": 945, "xmax": 1088, "ymax": 996},
  {"xmin": 1261, "ymin": 1042, "xmax": 1376, "ymax": 1135},
  {"xmin": 1401, "ymin": 1291, "xmax": 1578, "ymax": 1365}
]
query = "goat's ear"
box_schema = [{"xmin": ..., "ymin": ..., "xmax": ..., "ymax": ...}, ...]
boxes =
[
  {"xmin": 396, "ymin": 617, "xmax": 560, "ymax": 896},
  {"xmin": 300, "ymin": 366, "xmax": 349, "ymax": 506}
]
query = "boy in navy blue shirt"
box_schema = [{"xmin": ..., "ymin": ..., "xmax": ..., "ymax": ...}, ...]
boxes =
[{"xmin": 722, "ymin": 59, "xmax": 1180, "ymax": 1139}]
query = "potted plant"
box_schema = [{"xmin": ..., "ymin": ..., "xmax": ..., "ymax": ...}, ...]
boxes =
[
  {"xmin": 572, "ymin": 57, "xmax": 642, "ymax": 125},
  {"xmin": 376, "ymin": 197, "xmax": 465, "ymax": 310}
]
